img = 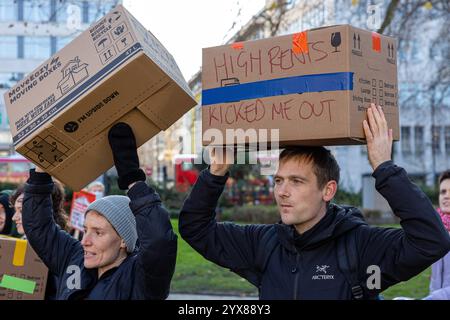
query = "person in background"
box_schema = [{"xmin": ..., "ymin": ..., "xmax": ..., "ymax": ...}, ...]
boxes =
[
  {"xmin": 423, "ymin": 170, "xmax": 450, "ymax": 300},
  {"xmin": 11, "ymin": 182, "xmax": 69, "ymax": 238},
  {"xmin": 10, "ymin": 181, "xmax": 69, "ymax": 299},
  {"xmin": 10, "ymin": 187, "xmax": 25, "ymax": 239},
  {"xmin": 0, "ymin": 193, "xmax": 14, "ymax": 235},
  {"xmin": 87, "ymin": 181, "xmax": 106, "ymax": 200}
]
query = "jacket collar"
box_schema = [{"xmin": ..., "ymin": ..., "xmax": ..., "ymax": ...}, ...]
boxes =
[
  {"xmin": 275, "ymin": 204, "xmax": 367, "ymax": 253},
  {"xmin": 67, "ymin": 253, "xmax": 136, "ymax": 300}
]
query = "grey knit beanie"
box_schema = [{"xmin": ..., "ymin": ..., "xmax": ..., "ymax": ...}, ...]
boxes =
[{"xmin": 86, "ymin": 195, "xmax": 137, "ymax": 253}]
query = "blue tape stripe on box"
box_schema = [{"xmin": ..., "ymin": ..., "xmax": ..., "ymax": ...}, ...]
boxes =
[{"xmin": 202, "ymin": 72, "xmax": 353, "ymax": 106}]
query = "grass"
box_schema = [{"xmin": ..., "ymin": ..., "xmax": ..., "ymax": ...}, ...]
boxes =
[
  {"xmin": 381, "ymin": 268, "xmax": 431, "ymax": 300},
  {"xmin": 376, "ymin": 224, "xmax": 431, "ymax": 300},
  {"xmin": 170, "ymin": 219, "xmax": 257, "ymax": 296},
  {"xmin": 170, "ymin": 220, "xmax": 434, "ymax": 299}
]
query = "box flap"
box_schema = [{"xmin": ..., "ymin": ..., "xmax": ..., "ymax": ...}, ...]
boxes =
[{"xmin": 49, "ymin": 108, "xmax": 160, "ymax": 190}]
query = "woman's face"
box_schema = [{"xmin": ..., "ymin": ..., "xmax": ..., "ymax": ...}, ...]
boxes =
[
  {"xmin": 12, "ymin": 194, "xmax": 24, "ymax": 235},
  {"xmin": 0, "ymin": 204, "xmax": 5, "ymax": 232},
  {"xmin": 439, "ymin": 179, "xmax": 450, "ymax": 214}
]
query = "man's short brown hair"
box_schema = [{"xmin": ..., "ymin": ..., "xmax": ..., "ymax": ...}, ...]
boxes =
[
  {"xmin": 279, "ymin": 146, "xmax": 340, "ymax": 189},
  {"xmin": 439, "ymin": 170, "xmax": 450, "ymax": 185}
]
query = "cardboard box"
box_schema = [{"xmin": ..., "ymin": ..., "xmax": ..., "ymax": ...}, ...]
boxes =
[
  {"xmin": 4, "ymin": 5, "xmax": 196, "ymax": 190},
  {"xmin": 202, "ymin": 25, "xmax": 399, "ymax": 147},
  {"xmin": 0, "ymin": 236, "xmax": 48, "ymax": 300}
]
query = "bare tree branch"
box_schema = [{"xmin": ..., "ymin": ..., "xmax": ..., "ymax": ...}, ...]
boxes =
[{"xmin": 377, "ymin": 0, "xmax": 400, "ymax": 34}]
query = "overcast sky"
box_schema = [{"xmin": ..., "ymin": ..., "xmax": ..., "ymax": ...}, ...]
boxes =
[{"xmin": 123, "ymin": 0, "xmax": 265, "ymax": 82}]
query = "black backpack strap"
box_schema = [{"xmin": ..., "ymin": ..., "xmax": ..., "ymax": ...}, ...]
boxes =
[{"xmin": 336, "ymin": 231, "xmax": 365, "ymax": 300}]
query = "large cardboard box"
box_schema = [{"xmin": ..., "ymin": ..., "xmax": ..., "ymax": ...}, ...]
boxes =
[
  {"xmin": 202, "ymin": 25, "xmax": 399, "ymax": 147},
  {"xmin": 0, "ymin": 236, "xmax": 48, "ymax": 300},
  {"xmin": 4, "ymin": 5, "xmax": 196, "ymax": 190}
]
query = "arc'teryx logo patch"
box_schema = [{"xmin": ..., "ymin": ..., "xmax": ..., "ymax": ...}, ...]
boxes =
[
  {"xmin": 312, "ymin": 265, "xmax": 334, "ymax": 280},
  {"xmin": 316, "ymin": 265, "xmax": 330, "ymax": 274}
]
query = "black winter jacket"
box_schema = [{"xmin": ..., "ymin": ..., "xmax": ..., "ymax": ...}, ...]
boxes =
[
  {"xmin": 179, "ymin": 161, "xmax": 450, "ymax": 299},
  {"xmin": 22, "ymin": 170, "xmax": 177, "ymax": 300}
]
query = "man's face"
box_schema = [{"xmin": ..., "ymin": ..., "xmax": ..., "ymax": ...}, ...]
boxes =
[
  {"xmin": 0, "ymin": 204, "xmax": 5, "ymax": 232},
  {"xmin": 439, "ymin": 179, "xmax": 450, "ymax": 214},
  {"xmin": 274, "ymin": 158, "xmax": 332, "ymax": 234},
  {"xmin": 12, "ymin": 194, "xmax": 24, "ymax": 235},
  {"xmin": 81, "ymin": 211, "xmax": 126, "ymax": 270},
  {"xmin": 88, "ymin": 185, "xmax": 105, "ymax": 199}
]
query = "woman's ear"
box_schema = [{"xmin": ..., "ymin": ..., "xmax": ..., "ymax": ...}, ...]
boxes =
[
  {"xmin": 120, "ymin": 239, "xmax": 127, "ymax": 250},
  {"xmin": 322, "ymin": 180, "xmax": 338, "ymax": 202}
]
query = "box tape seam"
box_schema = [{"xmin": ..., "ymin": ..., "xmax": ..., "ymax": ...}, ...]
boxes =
[{"xmin": 12, "ymin": 239, "xmax": 27, "ymax": 267}]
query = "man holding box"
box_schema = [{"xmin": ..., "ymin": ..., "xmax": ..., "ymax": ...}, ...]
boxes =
[
  {"xmin": 179, "ymin": 104, "xmax": 450, "ymax": 299},
  {"xmin": 22, "ymin": 123, "xmax": 177, "ymax": 300}
]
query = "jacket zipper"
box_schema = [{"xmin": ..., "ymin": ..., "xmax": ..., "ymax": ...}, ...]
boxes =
[{"xmin": 293, "ymin": 253, "xmax": 300, "ymax": 299}]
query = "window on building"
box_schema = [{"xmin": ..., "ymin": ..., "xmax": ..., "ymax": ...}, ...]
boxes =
[
  {"xmin": 0, "ymin": 36, "xmax": 18, "ymax": 59},
  {"xmin": 392, "ymin": 143, "xmax": 399, "ymax": 160},
  {"xmin": 56, "ymin": 36, "xmax": 72, "ymax": 51},
  {"xmin": 414, "ymin": 126, "xmax": 424, "ymax": 155},
  {"xmin": 88, "ymin": 3, "xmax": 108, "ymax": 23},
  {"xmin": 23, "ymin": 0, "xmax": 51, "ymax": 22},
  {"xmin": 432, "ymin": 125, "xmax": 441, "ymax": 154},
  {"xmin": 401, "ymin": 126, "xmax": 412, "ymax": 155},
  {"xmin": 82, "ymin": 1, "xmax": 89, "ymax": 24},
  {"xmin": 0, "ymin": 0, "xmax": 17, "ymax": 21},
  {"xmin": 50, "ymin": 36, "xmax": 57, "ymax": 54},
  {"xmin": 24, "ymin": 36, "xmax": 51, "ymax": 60},
  {"xmin": 0, "ymin": 73, "xmax": 17, "ymax": 89},
  {"xmin": 77, "ymin": 1, "xmax": 117, "ymax": 24},
  {"xmin": 360, "ymin": 145, "xmax": 367, "ymax": 155},
  {"xmin": 0, "ymin": 102, "xmax": 9, "ymax": 130},
  {"xmin": 55, "ymin": 1, "xmax": 69, "ymax": 23},
  {"xmin": 17, "ymin": 35, "xmax": 24, "ymax": 58},
  {"xmin": 248, "ymin": 28, "xmax": 264, "ymax": 41},
  {"xmin": 445, "ymin": 126, "xmax": 450, "ymax": 153},
  {"xmin": 0, "ymin": 74, "xmax": 9, "ymax": 89}
]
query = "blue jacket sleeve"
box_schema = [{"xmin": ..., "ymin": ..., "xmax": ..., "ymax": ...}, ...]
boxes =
[
  {"xmin": 423, "ymin": 286, "xmax": 450, "ymax": 300},
  {"xmin": 178, "ymin": 169, "xmax": 270, "ymax": 285},
  {"xmin": 127, "ymin": 181, "xmax": 177, "ymax": 300},
  {"xmin": 357, "ymin": 161, "xmax": 450, "ymax": 291},
  {"xmin": 22, "ymin": 169, "xmax": 82, "ymax": 277}
]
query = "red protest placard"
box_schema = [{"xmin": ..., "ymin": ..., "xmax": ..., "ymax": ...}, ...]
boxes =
[{"xmin": 69, "ymin": 191, "xmax": 96, "ymax": 232}]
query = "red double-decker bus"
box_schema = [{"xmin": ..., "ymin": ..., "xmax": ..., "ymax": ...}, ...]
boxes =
[
  {"xmin": 0, "ymin": 155, "xmax": 33, "ymax": 184},
  {"xmin": 174, "ymin": 154, "xmax": 199, "ymax": 192}
]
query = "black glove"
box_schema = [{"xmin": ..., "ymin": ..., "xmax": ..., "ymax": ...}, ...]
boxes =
[{"xmin": 108, "ymin": 122, "xmax": 146, "ymax": 190}]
